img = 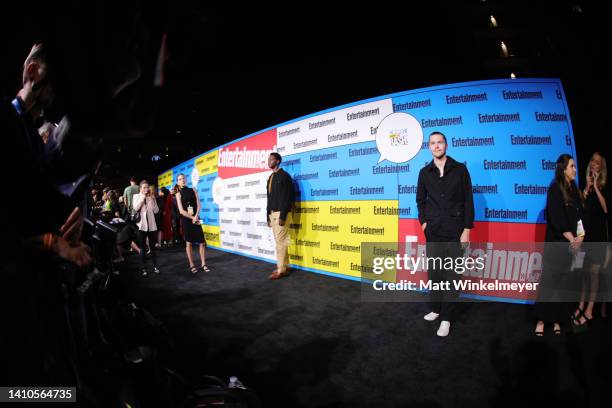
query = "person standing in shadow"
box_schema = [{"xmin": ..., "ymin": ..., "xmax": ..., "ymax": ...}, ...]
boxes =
[
  {"xmin": 534, "ymin": 154, "xmax": 585, "ymax": 336},
  {"xmin": 573, "ymin": 152, "xmax": 609, "ymax": 326}
]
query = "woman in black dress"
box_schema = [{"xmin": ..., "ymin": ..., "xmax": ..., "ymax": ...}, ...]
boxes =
[
  {"xmin": 175, "ymin": 173, "xmax": 209, "ymax": 274},
  {"xmin": 534, "ymin": 154, "xmax": 584, "ymax": 336},
  {"xmin": 171, "ymin": 185, "xmax": 182, "ymax": 245},
  {"xmin": 574, "ymin": 152, "xmax": 609, "ymax": 325}
]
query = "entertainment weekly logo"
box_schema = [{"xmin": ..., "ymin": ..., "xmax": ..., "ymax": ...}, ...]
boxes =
[
  {"xmin": 217, "ymin": 128, "xmax": 278, "ymax": 178},
  {"xmin": 400, "ymin": 241, "xmax": 543, "ymax": 283}
]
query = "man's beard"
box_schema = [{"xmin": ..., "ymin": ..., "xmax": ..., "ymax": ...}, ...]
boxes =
[{"xmin": 433, "ymin": 151, "xmax": 446, "ymax": 159}]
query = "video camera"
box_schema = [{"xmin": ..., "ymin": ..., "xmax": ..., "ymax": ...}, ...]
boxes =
[{"xmin": 82, "ymin": 217, "xmax": 118, "ymax": 267}]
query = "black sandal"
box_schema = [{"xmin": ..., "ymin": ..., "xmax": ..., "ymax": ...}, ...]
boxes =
[
  {"xmin": 572, "ymin": 308, "xmax": 591, "ymax": 326},
  {"xmin": 580, "ymin": 313, "xmax": 593, "ymax": 326},
  {"xmin": 201, "ymin": 264, "xmax": 210, "ymax": 273},
  {"xmin": 190, "ymin": 265, "xmax": 199, "ymax": 275}
]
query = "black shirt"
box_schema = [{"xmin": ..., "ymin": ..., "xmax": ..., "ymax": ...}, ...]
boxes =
[
  {"xmin": 583, "ymin": 184, "xmax": 609, "ymax": 242},
  {"xmin": 416, "ymin": 156, "xmax": 475, "ymax": 237},
  {"xmin": 179, "ymin": 186, "xmax": 198, "ymax": 217},
  {"xmin": 545, "ymin": 181, "xmax": 584, "ymax": 242},
  {"xmin": 266, "ymin": 168, "xmax": 294, "ymax": 221}
]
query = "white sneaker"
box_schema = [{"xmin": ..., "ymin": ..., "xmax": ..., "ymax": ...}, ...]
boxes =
[
  {"xmin": 436, "ymin": 321, "xmax": 451, "ymax": 337},
  {"xmin": 424, "ymin": 312, "xmax": 440, "ymax": 321}
]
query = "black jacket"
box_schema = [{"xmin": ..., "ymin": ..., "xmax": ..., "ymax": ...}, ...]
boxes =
[
  {"xmin": 266, "ymin": 168, "xmax": 294, "ymax": 221},
  {"xmin": 416, "ymin": 156, "xmax": 475, "ymax": 238},
  {"xmin": 1, "ymin": 98, "xmax": 71, "ymax": 240},
  {"xmin": 545, "ymin": 181, "xmax": 584, "ymax": 242}
]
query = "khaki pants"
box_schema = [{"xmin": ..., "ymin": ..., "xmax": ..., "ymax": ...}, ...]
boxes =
[{"xmin": 269, "ymin": 211, "xmax": 289, "ymax": 273}]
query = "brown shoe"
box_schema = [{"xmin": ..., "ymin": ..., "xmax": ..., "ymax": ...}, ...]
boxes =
[{"xmin": 270, "ymin": 271, "xmax": 289, "ymax": 280}]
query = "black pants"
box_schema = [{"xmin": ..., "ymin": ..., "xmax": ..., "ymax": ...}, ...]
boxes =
[
  {"xmin": 425, "ymin": 229, "xmax": 463, "ymax": 321},
  {"xmin": 138, "ymin": 230, "xmax": 158, "ymax": 268},
  {"xmin": 533, "ymin": 242, "xmax": 574, "ymax": 323}
]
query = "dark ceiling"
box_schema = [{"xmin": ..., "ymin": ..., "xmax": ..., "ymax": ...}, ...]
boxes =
[{"xmin": 1, "ymin": 0, "xmax": 608, "ymax": 188}]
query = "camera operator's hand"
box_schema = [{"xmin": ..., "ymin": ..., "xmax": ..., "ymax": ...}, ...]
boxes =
[
  {"xmin": 54, "ymin": 236, "xmax": 92, "ymax": 268},
  {"xmin": 59, "ymin": 207, "xmax": 83, "ymax": 245}
]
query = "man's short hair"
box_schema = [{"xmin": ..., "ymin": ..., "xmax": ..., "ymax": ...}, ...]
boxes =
[
  {"xmin": 23, "ymin": 44, "xmax": 47, "ymax": 85},
  {"xmin": 25, "ymin": 44, "xmax": 46, "ymax": 66},
  {"xmin": 270, "ymin": 152, "xmax": 282, "ymax": 163},
  {"xmin": 130, "ymin": 176, "xmax": 138, "ymax": 183},
  {"xmin": 428, "ymin": 131, "xmax": 447, "ymax": 144}
]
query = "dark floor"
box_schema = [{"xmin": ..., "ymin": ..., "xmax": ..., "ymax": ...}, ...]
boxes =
[{"xmin": 118, "ymin": 246, "xmax": 612, "ymax": 408}]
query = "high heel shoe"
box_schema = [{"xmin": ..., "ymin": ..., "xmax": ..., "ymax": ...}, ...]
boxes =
[
  {"xmin": 535, "ymin": 322, "xmax": 544, "ymax": 337},
  {"xmin": 572, "ymin": 308, "xmax": 592, "ymax": 326},
  {"xmin": 571, "ymin": 307, "xmax": 584, "ymax": 325}
]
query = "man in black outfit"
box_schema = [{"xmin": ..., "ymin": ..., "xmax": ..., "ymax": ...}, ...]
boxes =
[
  {"xmin": 416, "ymin": 131, "xmax": 474, "ymax": 337},
  {"xmin": 2, "ymin": 43, "xmax": 91, "ymax": 263},
  {"xmin": 266, "ymin": 152, "xmax": 294, "ymax": 280},
  {"xmin": 0, "ymin": 43, "xmax": 92, "ymax": 388}
]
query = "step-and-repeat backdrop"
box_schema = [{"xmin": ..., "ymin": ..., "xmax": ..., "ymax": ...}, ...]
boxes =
[{"xmin": 159, "ymin": 78, "xmax": 576, "ymax": 303}]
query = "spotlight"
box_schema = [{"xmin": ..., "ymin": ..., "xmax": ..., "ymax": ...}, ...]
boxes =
[{"xmin": 500, "ymin": 41, "xmax": 509, "ymax": 57}]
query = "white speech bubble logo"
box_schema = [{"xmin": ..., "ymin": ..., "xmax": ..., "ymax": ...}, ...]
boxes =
[
  {"xmin": 191, "ymin": 166, "xmax": 200, "ymax": 187},
  {"xmin": 211, "ymin": 176, "xmax": 225, "ymax": 206},
  {"xmin": 375, "ymin": 112, "xmax": 423, "ymax": 163}
]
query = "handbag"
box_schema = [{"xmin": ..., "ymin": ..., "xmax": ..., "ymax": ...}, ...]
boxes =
[
  {"xmin": 130, "ymin": 211, "xmax": 141, "ymax": 224},
  {"xmin": 130, "ymin": 196, "xmax": 143, "ymax": 224}
]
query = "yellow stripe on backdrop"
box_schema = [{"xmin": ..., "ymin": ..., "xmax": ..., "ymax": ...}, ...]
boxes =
[
  {"xmin": 195, "ymin": 150, "xmax": 219, "ymax": 177},
  {"xmin": 158, "ymin": 169, "xmax": 173, "ymax": 189},
  {"xmin": 287, "ymin": 200, "xmax": 398, "ymax": 282},
  {"xmin": 202, "ymin": 224, "xmax": 221, "ymax": 247}
]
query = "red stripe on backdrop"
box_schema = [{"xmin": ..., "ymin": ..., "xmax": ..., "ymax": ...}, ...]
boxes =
[
  {"xmin": 217, "ymin": 129, "xmax": 278, "ymax": 179},
  {"xmin": 396, "ymin": 219, "xmax": 546, "ymax": 302},
  {"xmin": 397, "ymin": 219, "xmax": 546, "ymax": 243}
]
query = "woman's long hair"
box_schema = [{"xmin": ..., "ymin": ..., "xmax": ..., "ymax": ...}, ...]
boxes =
[
  {"xmin": 176, "ymin": 173, "xmax": 186, "ymax": 191},
  {"xmin": 554, "ymin": 154, "xmax": 580, "ymax": 203},
  {"xmin": 585, "ymin": 151, "xmax": 607, "ymax": 190}
]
